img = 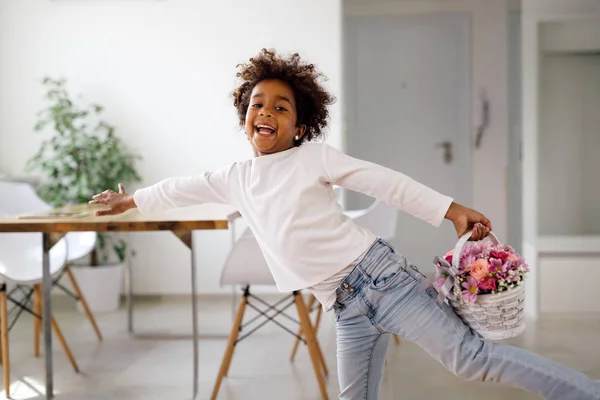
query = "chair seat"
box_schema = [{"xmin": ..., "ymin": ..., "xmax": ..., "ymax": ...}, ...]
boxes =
[
  {"xmin": 343, "ymin": 209, "xmax": 367, "ymax": 220},
  {"xmin": 0, "ymin": 233, "xmax": 68, "ymax": 284},
  {"xmin": 64, "ymin": 231, "xmax": 97, "ymax": 262},
  {"xmin": 220, "ymin": 234, "xmax": 276, "ymax": 286}
]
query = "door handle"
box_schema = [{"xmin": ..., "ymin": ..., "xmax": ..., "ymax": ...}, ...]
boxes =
[{"xmin": 435, "ymin": 141, "xmax": 453, "ymax": 164}]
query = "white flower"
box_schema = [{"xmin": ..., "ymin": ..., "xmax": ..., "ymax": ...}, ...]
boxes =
[{"xmin": 517, "ymin": 281, "xmax": 523, "ymax": 286}]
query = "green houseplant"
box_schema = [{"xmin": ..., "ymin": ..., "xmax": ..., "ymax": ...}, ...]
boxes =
[
  {"xmin": 26, "ymin": 77, "xmax": 142, "ymax": 265},
  {"xmin": 25, "ymin": 77, "xmax": 142, "ymax": 312}
]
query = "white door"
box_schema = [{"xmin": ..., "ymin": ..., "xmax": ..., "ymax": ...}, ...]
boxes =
[{"xmin": 344, "ymin": 13, "xmax": 471, "ymax": 273}]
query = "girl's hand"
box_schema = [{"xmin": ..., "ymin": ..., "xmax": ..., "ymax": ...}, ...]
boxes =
[
  {"xmin": 89, "ymin": 183, "xmax": 136, "ymax": 217},
  {"xmin": 445, "ymin": 202, "xmax": 492, "ymax": 241}
]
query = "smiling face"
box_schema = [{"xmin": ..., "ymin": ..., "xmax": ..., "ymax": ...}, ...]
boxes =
[{"xmin": 244, "ymin": 79, "xmax": 306, "ymax": 156}]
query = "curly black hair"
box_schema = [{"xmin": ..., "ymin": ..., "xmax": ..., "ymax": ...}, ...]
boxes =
[{"xmin": 232, "ymin": 49, "xmax": 336, "ymax": 146}]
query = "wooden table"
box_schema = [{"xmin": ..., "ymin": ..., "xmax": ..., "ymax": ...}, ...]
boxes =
[{"xmin": 0, "ymin": 203, "xmax": 237, "ymax": 399}]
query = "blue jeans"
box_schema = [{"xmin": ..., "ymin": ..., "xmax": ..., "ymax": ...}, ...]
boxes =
[{"xmin": 333, "ymin": 239, "xmax": 600, "ymax": 399}]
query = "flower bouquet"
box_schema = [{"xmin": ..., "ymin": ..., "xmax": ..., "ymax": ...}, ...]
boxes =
[{"xmin": 423, "ymin": 232, "xmax": 529, "ymax": 340}]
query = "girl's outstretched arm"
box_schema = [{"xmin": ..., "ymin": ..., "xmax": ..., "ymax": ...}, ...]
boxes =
[
  {"xmin": 321, "ymin": 144, "xmax": 491, "ymax": 240},
  {"xmin": 90, "ymin": 164, "xmax": 235, "ymax": 216}
]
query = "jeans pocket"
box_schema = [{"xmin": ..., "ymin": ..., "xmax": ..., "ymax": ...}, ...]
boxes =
[
  {"xmin": 333, "ymin": 305, "xmax": 344, "ymax": 322},
  {"xmin": 369, "ymin": 253, "xmax": 414, "ymax": 293}
]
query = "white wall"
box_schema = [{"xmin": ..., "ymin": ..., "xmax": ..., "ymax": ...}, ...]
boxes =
[
  {"xmin": 521, "ymin": 0, "xmax": 600, "ymax": 318},
  {"xmin": 539, "ymin": 256, "xmax": 600, "ymax": 314},
  {"xmin": 0, "ymin": 0, "xmax": 342, "ymax": 294},
  {"xmin": 344, "ymin": 0, "xmax": 510, "ymax": 244},
  {"xmin": 535, "ymin": 18, "xmax": 600, "ymax": 315},
  {"xmin": 522, "ymin": 0, "xmax": 600, "ymax": 244},
  {"xmin": 538, "ymin": 54, "xmax": 600, "ymax": 236},
  {"xmin": 540, "ymin": 18, "xmax": 600, "ymax": 53}
]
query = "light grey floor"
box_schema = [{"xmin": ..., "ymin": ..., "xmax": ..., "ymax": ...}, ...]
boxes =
[{"xmin": 1, "ymin": 294, "xmax": 599, "ymax": 400}]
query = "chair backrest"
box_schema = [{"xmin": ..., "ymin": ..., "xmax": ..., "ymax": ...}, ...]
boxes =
[
  {"xmin": 220, "ymin": 227, "xmax": 276, "ymax": 287},
  {"xmin": 350, "ymin": 200, "xmax": 398, "ymax": 242},
  {"xmin": 0, "ymin": 211, "xmax": 68, "ymax": 284},
  {"xmin": 0, "ymin": 180, "xmax": 51, "ymax": 214},
  {"xmin": 0, "ymin": 180, "xmax": 97, "ymax": 263}
]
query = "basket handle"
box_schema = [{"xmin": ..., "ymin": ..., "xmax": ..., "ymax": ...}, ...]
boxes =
[{"xmin": 451, "ymin": 231, "xmax": 501, "ymax": 271}]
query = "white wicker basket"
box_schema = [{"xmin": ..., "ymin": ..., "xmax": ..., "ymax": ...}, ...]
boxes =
[{"xmin": 448, "ymin": 232, "xmax": 526, "ymax": 340}]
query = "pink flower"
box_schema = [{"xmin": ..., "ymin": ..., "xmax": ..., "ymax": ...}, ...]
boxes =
[
  {"xmin": 461, "ymin": 276, "xmax": 479, "ymax": 303},
  {"xmin": 461, "ymin": 255, "xmax": 477, "ymax": 270},
  {"xmin": 478, "ymin": 275, "xmax": 497, "ymax": 291},
  {"xmin": 490, "ymin": 250, "xmax": 509, "ymax": 261},
  {"xmin": 488, "ymin": 258, "xmax": 503, "ymax": 273},
  {"xmin": 507, "ymin": 253, "xmax": 519, "ymax": 262},
  {"xmin": 444, "ymin": 249, "xmax": 454, "ymax": 264},
  {"xmin": 470, "ymin": 259, "xmax": 489, "ymax": 281}
]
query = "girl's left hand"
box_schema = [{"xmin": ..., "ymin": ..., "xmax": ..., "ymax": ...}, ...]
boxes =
[{"xmin": 445, "ymin": 202, "xmax": 492, "ymax": 241}]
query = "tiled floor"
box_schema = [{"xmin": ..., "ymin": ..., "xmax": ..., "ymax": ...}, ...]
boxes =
[{"xmin": 1, "ymin": 294, "xmax": 599, "ymax": 399}]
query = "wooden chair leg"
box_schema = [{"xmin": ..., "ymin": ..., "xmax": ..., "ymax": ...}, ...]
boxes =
[
  {"xmin": 393, "ymin": 335, "xmax": 401, "ymax": 345},
  {"xmin": 50, "ymin": 316, "xmax": 79, "ymax": 372},
  {"xmin": 65, "ymin": 267, "xmax": 102, "ymax": 341},
  {"xmin": 33, "ymin": 285, "xmax": 79, "ymax": 373},
  {"xmin": 290, "ymin": 293, "xmax": 328, "ymax": 377},
  {"xmin": 309, "ymin": 311, "xmax": 328, "ymax": 373},
  {"xmin": 290, "ymin": 293, "xmax": 316, "ymax": 362},
  {"xmin": 1, "ymin": 285, "xmax": 11, "ymax": 398},
  {"xmin": 294, "ymin": 292, "xmax": 329, "ymax": 400},
  {"xmin": 311, "ymin": 304, "xmax": 327, "ymax": 377},
  {"xmin": 211, "ymin": 292, "xmax": 248, "ymax": 400},
  {"xmin": 34, "ymin": 284, "xmax": 41, "ymax": 357}
]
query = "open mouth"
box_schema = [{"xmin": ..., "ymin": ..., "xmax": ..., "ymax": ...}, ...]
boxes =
[{"xmin": 255, "ymin": 124, "xmax": 277, "ymax": 136}]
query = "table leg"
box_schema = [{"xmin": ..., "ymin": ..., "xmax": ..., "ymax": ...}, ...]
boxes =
[
  {"xmin": 190, "ymin": 232, "xmax": 199, "ymax": 399},
  {"xmin": 126, "ymin": 240, "xmax": 134, "ymax": 333},
  {"xmin": 42, "ymin": 232, "xmax": 54, "ymax": 399}
]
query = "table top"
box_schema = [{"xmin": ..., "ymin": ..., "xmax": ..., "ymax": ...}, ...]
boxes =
[{"xmin": 0, "ymin": 203, "xmax": 239, "ymax": 233}]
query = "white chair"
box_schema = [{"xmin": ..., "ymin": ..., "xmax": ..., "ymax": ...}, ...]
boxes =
[
  {"xmin": 0, "ymin": 219, "xmax": 79, "ymax": 398},
  {"xmin": 0, "ymin": 181, "xmax": 98, "ymax": 261},
  {"xmin": 211, "ymin": 226, "xmax": 330, "ymax": 400},
  {"xmin": 0, "ymin": 181, "xmax": 102, "ymax": 346}
]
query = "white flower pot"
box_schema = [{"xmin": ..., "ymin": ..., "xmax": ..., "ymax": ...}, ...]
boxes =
[{"xmin": 70, "ymin": 262, "xmax": 124, "ymax": 314}]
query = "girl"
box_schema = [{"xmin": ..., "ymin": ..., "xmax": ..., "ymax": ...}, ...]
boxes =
[{"xmin": 90, "ymin": 49, "xmax": 600, "ymax": 400}]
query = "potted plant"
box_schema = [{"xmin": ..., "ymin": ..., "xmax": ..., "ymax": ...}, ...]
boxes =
[{"xmin": 26, "ymin": 77, "xmax": 142, "ymax": 312}]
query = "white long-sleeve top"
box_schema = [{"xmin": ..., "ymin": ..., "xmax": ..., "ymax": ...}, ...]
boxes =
[{"xmin": 133, "ymin": 143, "xmax": 454, "ymax": 293}]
